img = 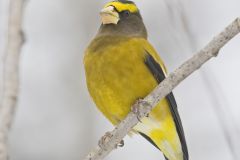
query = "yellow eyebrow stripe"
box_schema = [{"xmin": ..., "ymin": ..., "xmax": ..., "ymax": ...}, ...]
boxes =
[{"xmin": 104, "ymin": 1, "xmax": 138, "ymax": 13}]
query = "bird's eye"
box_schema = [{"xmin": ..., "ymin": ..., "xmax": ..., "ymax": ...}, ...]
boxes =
[{"xmin": 122, "ymin": 10, "xmax": 130, "ymax": 17}]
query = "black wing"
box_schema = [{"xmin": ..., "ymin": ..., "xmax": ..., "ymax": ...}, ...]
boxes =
[{"xmin": 140, "ymin": 52, "xmax": 189, "ymax": 160}]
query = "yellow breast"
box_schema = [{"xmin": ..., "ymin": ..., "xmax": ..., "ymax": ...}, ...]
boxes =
[
  {"xmin": 84, "ymin": 36, "xmax": 164, "ymax": 124},
  {"xmin": 84, "ymin": 36, "xmax": 185, "ymax": 160}
]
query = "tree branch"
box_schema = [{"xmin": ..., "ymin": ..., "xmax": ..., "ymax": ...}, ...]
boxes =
[
  {"xmin": 0, "ymin": 0, "xmax": 25, "ymax": 159},
  {"xmin": 83, "ymin": 18, "xmax": 240, "ymax": 160}
]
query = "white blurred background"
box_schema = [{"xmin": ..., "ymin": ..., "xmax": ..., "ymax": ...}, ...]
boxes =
[{"xmin": 0, "ymin": 0, "xmax": 240, "ymax": 160}]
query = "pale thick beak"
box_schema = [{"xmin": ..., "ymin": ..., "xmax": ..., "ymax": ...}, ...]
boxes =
[{"xmin": 100, "ymin": 6, "xmax": 119, "ymax": 25}]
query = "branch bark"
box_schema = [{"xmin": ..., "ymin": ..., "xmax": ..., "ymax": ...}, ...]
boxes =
[
  {"xmin": 83, "ymin": 18, "xmax": 240, "ymax": 160},
  {"xmin": 0, "ymin": 0, "xmax": 25, "ymax": 159}
]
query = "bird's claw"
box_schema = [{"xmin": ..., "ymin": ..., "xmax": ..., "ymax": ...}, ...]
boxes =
[
  {"xmin": 116, "ymin": 139, "xmax": 124, "ymax": 148},
  {"xmin": 131, "ymin": 98, "xmax": 150, "ymax": 122},
  {"xmin": 98, "ymin": 132, "xmax": 124, "ymax": 149},
  {"xmin": 98, "ymin": 132, "xmax": 112, "ymax": 149}
]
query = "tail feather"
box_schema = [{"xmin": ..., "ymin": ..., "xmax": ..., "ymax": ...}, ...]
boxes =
[
  {"xmin": 139, "ymin": 132, "xmax": 182, "ymax": 160},
  {"xmin": 134, "ymin": 102, "xmax": 186, "ymax": 160},
  {"xmin": 139, "ymin": 132, "xmax": 168, "ymax": 160}
]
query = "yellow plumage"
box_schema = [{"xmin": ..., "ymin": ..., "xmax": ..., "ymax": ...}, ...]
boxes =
[
  {"xmin": 84, "ymin": 1, "xmax": 188, "ymax": 160},
  {"xmin": 84, "ymin": 36, "xmax": 183, "ymax": 160},
  {"xmin": 104, "ymin": 1, "xmax": 138, "ymax": 13}
]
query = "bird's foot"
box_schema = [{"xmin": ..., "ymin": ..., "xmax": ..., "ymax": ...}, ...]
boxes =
[
  {"xmin": 98, "ymin": 132, "xmax": 124, "ymax": 149},
  {"xmin": 98, "ymin": 132, "xmax": 112, "ymax": 149},
  {"xmin": 131, "ymin": 98, "xmax": 150, "ymax": 122},
  {"xmin": 116, "ymin": 139, "xmax": 124, "ymax": 148}
]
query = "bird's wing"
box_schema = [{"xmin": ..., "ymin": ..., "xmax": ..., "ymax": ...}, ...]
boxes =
[{"xmin": 140, "ymin": 50, "xmax": 189, "ymax": 160}]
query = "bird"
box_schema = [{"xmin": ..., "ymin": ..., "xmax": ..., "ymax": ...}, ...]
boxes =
[{"xmin": 84, "ymin": 1, "xmax": 188, "ymax": 160}]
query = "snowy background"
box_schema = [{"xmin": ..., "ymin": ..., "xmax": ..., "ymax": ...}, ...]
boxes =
[{"xmin": 0, "ymin": 0, "xmax": 240, "ymax": 160}]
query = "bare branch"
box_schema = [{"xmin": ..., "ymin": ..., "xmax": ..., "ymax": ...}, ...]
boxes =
[
  {"xmin": 83, "ymin": 18, "xmax": 240, "ymax": 160},
  {"xmin": 0, "ymin": 0, "xmax": 25, "ymax": 159}
]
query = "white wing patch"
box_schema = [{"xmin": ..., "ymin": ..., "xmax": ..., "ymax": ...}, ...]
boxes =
[
  {"xmin": 133, "ymin": 116, "xmax": 183, "ymax": 160},
  {"xmin": 133, "ymin": 116, "xmax": 162, "ymax": 134}
]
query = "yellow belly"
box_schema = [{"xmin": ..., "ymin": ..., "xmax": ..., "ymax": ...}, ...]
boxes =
[
  {"xmin": 84, "ymin": 36, "xmax": 183, "ymax": 160},
  {"xmin": 84, "ymin": 36, "xmax": 158, "ymax": 123}
]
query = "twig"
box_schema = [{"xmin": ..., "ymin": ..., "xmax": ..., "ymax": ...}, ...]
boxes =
[
  {"xmin": 0, "ymin": 0, "xmax": 25, "ymax": 159},
  {"xmin": 83, "ymin": 18, "xmax": 240, "ymax": 160}
]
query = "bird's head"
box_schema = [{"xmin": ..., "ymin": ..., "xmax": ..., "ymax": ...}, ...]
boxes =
[{"xmin": 98, "ymin": 0, "xmax": 147, "ymax": 38}]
